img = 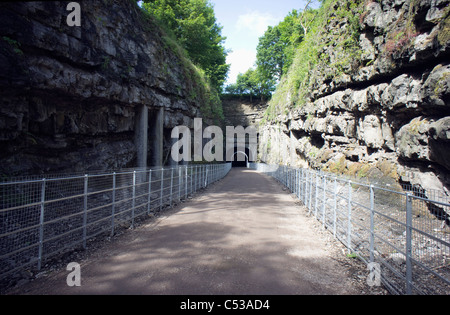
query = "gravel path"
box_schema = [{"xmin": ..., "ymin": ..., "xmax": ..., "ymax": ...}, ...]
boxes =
[{"xmin": 8, "ymin": 168, "xmax": 379, "ymax": 295}]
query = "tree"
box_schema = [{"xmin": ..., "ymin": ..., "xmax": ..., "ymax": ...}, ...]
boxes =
[
  {"xmin": 254, "ymin": 66, "xmax": 276, "ymax": 101},
  {"xmin": 252, "ymin": 9, "xmax": 305, "ymax": 99},
  {"xmin": 225, "ymin": 4, "xmax": 319, "ymax": 102},
  {"xmin": 299, "ymin": 0, "xmax": 319, "ymax": 36},
  {"xmin": 236, "ymin": 70, "xmax": 255, "ymax": 101},
  {"xmin": 224, "ymin": 83, "xmax": 242, "ymax": 96},
  {"xmin": 256, "ymin": 9, "xmax": 309, "ymax": 84},
  {"xmin": 142, "ymin": 0, "xmax": 230, "ymax": 92},
  {"xmin": 256, "ymin": 26, "xmax": 285, "ymax": 82},
  {"xmin": 227, "ymin": 68, "xmax": 275, "ymax": 102}
]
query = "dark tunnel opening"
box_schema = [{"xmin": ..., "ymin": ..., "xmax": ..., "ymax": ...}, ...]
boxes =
[{"xmin": 231, "ymin": 147, "xmax": 250, "ymax": 168}]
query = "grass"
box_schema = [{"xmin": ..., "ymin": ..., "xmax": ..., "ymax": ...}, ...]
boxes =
[{"xmin": 346, "ymin": 252, "xmax": 358, "ymax": 259}]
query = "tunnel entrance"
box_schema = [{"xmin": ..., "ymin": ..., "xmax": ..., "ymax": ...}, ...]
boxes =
[{"xmin": 231, "ymin": 147, "xmax": 250, "ymax": 168}]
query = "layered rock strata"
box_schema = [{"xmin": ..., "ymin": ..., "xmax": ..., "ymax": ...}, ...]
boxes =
[
  {"xmin": 0, "ymin": 1, "xmax": 203, "ymax": 175},
  {"xmin": 259, "ymin": 0, "xmax": 450, "ymax": 192}
]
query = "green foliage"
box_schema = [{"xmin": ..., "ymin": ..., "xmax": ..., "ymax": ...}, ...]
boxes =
[
  {"xmin": 263, "ymin": 0, "xmax": 365, "ymax": 122},
  {"xmin": 225, "ymin": 8, "xmax": 310, "ymax": 102},
  {"xmin": 256, "ymin": 19, "xmax": 296, "ymax": 82},
  {"xmin": 226, "ymin": 68, "xmax": 276, "ymax": 102},
  {"xmin": 142, "ymin": 0, "xmax": 229, "ymax": 93},
  {"xmin": 346, "ymin": 252, "xmax": 358, "ymax": 259},
  {"xmin": 136, "ymin": 0, "xmax": 225, "ymax": 123}
]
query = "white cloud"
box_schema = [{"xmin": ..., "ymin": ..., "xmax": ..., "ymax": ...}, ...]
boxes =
[
  {"xmin": 223, "ymin": 10, "xmax": 282, "ymax": 85},
  {"xmin": 236, "ymin": 11, "xmax": 279, "ymax": 37},
  {"xmin": 226, "ymin": 49, "xmax": 257, "ymax": 84}
]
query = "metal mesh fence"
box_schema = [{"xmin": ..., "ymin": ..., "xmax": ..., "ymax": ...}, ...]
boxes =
[
  {"xmin": 0, "ymin": 163, "xmax": 232, "ymax": 284},
  {"xmin": 250, "ymin": 163, "xmax": 450, "ymax": 295}
]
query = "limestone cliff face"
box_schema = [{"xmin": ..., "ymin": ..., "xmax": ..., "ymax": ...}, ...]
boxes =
[
  {"xmin": 260, "ymin": 0, "xmax": 450, "ymax": 192},
  {"xmin": 0, "ymin": 1, "xmax": 206, "ymax": 175},
  {"xmin": 222, "ymin": 98, "xmax": 267, "ymax": 128}
]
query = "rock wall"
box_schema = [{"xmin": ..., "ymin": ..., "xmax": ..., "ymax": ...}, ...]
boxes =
[
  {"xmin": 259, "ymin": 0, "xmax": 450, "ymax": 192},
  {"xmin": 222, "ymin": 98, "xmax": 267, "ymax": 128},
  {"xmin": 0, "ymin": 0, "xmax": 204, "ymax": 176}
]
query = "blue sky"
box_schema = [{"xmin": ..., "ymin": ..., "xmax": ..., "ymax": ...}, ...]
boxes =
[{"xmin": 209, "ymin": 0, "xmax": 317, "ymax": 85}]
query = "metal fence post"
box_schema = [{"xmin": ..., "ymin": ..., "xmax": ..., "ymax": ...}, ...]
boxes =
[
  {"xmin": 333, "ymin": 177, "xmax": 337, "ymax": 238},
  {"xmin": 347, "ymin": 180, "xmax": 352, "ymax": 253},
  {"xmin": 178, "ymin": 167, "xmax": 181, "ymax": 202},
  {"xmin": 406, "ymin": 192, "xmax": 413, "ymax": 295},
  {"xmin": 288, "ymin": 168, "xmax": 291, "ymax": 192},
  {"xmin": 185, "ymin": 165, "xmax": 188, "ymax": 199},
  {"xmin": 195, "ymin": 165, "xmax": 198, "ymax": 192},
  {"xmin": 287, "ymin": 167, "xmax": 289, "ymax": 190},
  {"xmin": 193, "ymin": 166, "xmax": 196, "ymax": 192},
  {"xmin": 299, "ymin": 169, "xmax": 302, "ymax": 202},
  {"xmin": 322, "ymin": 175, "xmax": 326, "ymax": 228},
  {"xmin": 285, "ymin": 166, "xmax": 288, "ymax": 187},
  {"xmin": 298, "ymin": 168, "xmax": 300, "ymax": 199},
  {"xmin": 370, "ymin": 185, "xmax": 375, "ymax": 263},
  {"xmin": 293, "ymin": 169, "xmax": 296, "ymax": 196},
  {"xmin": 131, "ymin": 171, "xmax": 136, "ymax": 229},
  {"xmin": 291, "ymin": 168, "xmax": 294, "ymax": 193},
  {"xmin": 37, "ymin": 178, "xmax": 46, "ymax": 270},
  {"xmin": 287, "ymin": 167, "xmax": 290, "ymax": 190},
  {"xmin": 293, "ymin": 168, "xmax": 297, "ymax": 195},
  {"xmin": 304, "ymin": 169, "xmax": 308, "ymax": 205},
  {"xmin": 170, "ymin": 168, "xmax": 174, "ymax": 207},
  {"xmin": 83, "ymin": 174, "xmax": 88, "ymax": 249},
  {"xmin": 147, "ymin": 170, "xmax": 152, "ymax": 215},
  {"xmin": 160, "ymin": 168, "xmax": 164, "ymax": 211},
  {"xmin": 190, "ymin": 166, "xmax": 193, "ymax": 195},
  {"xmin": 315, "ymin": 172, "xmax": 319, "ymax": 218},
  {"xmin": 201, "ymin": 165, "xmax": 204, "ymax": 188},
  {"xmin": 308, "ymin": 170, "xmax": 313, "ymax": 212},
  {"xmin": 111, "ymin": 172, "xmax": 116, "ymax": 236},
  {"xmin": 301, "ymin": 169, "xmax": 304, "ymax": 203},
  {"xmin": 299, "ymin": 169, "xmax": 302, "ymax": 200}
]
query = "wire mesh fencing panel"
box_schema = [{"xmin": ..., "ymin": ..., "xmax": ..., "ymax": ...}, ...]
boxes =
[
  {"xmin": 250, "ymin": 163, "xmax": 449, "ymax": 295},
  {"xmin": 0, "ymin": 163, "xmax": 232, "ymax": 284},
  {"xmin": 0, "ymin": 178, "xmax": 43, "ymax": 278}
]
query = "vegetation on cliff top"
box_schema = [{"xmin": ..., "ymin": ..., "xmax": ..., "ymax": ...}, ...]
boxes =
[
  {"xmin": 263, "ymin": 0, "xmax": 365, "ymax": 122},
  {"xmin": 224, "ymin": 6, "xmax": 319, "ymax": 102},
  {"xmin": 262, "ymin": 0, "xmax": 450, "ymax": 123},
  {"xmin": 134, "ymin": 0, "xmax": 228, "ymax": 124}
]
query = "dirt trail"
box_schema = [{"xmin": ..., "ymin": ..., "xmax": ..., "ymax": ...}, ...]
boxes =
[{"xmin": 10, "ymin": 169, "xmax": 363, "ymax": 295}]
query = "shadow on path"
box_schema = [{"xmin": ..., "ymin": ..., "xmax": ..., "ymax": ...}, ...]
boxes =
[{"xmin": 11, "ymin": 169, "xmax": 359, "ymax": 295}]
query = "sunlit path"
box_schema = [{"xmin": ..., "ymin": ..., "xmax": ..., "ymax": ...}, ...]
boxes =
[{"xmin": 12, "ymin": 169, "xmax": 359, "ymax": 295}]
